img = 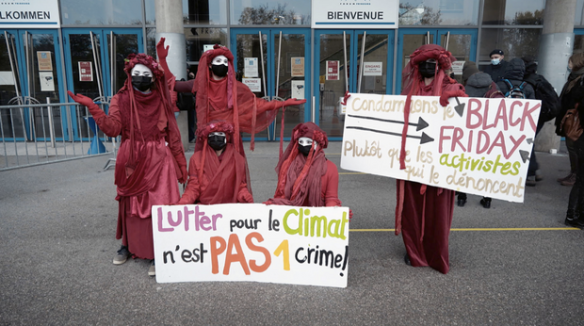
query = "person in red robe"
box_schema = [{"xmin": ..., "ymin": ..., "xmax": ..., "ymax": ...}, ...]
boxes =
[
  {"xmin": 395, "ymin": 44, "xmax": 467, "ymax": 274},
  {"xmin": 265, "ymin": 122, "xmax": 342, "ymax": 207},
  {"xmin": 156, "ymin": 38, "xmax": 306, "ymax": 155},
  {"xmin": 177, "ymin": 120, "xmax": 253, "ymax": 205},
  {"xmin": 68, "ymin": 53, "xmax": 187, "ymax": 277}
]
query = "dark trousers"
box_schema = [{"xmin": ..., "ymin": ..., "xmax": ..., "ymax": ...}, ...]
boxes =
[
  {"xmin": 567, "ymin": 136, "xmax": 584, "ymax": 214},
  {"xmin": 528, "ymin": 124, "xmax": 544, "ymax": 177}
]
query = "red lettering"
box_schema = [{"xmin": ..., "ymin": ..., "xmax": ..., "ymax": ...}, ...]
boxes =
[
  {"xmin": 521, "ymin": 102, "xmax": 540, "ymax": 132},
  {"xmin": 494, "ymin": 100, "xmax": 509, "ymax": 131},
  {"xmin": 223, "ymin": 234, "xmax": 251, "ymax": 275},
  {"xmin": 466, "ymin": 99, "xmax": 482, "ymax": 129},
  {"xmin": 210, "ymin": 236, "xmax": 226, "ymax": 274},
  {"xmin": 487, "ymin": 132, "xmax": 507, "ymax": 157},
  {"xmin": 439, "ymin": 126, "xmax": 454, "ymax": 153},
  {"xmin": 509, "ymin": 100, "xmax": 522, "ymax": 127},
  {"xmin": 245, "ymin": 232, "xmax": 271, "ymax": 273},
  {"xmin": 451, "ymin": 127, "xmax": 467, "ymax": 152},
  {"xmin": 477, "ymin": 131, "xmax": 490, "ymax": 154}
]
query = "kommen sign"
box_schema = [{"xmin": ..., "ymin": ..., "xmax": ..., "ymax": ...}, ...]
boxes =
[{"xmin": 341, "ymin": 94, "xmax": 541, "ymax": 203}]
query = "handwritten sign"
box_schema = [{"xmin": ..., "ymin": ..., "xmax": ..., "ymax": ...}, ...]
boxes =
[
  {"xmin": 341, "ymin": 94, "xmax": 541, "ymax": 203},
  {"xmin": 152, "ymin": 204, "xmax": 350, "ymax": 288}
]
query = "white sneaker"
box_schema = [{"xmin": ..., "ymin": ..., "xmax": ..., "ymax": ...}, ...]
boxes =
[{"xmin": 148, "ymin": 260, "xmax": 156, "ymax": 277}]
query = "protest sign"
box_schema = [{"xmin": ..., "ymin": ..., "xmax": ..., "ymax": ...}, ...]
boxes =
[
  {"xmin": 152, "ymin": 204, "xmax": 350, "ymax": 288},
  {"xmin": 341, "ymin": 94, "xmax": 541, "ymax": 203}
]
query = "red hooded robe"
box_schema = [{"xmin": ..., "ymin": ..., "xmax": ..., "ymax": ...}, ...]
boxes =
[
  {"xmin": 396, "ymin": 44, "xmax": 467, "ymax": 274},
  {"xmin": 178, "ymin": 121, "xmax": 253, "ymax": 205},
  {"xmin": 76, "ymin": 54, "xmax": 187, "ymax": 260}
]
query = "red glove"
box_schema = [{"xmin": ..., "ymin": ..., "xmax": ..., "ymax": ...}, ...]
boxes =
[
  {"xmin": 238, "ymin": 191, "xmax": 254, "ymax": 203},
  {"xmin": 67, "ymin": 91, "xmax": 104, "ymax": 118},
  {"xmin": 178, "ymin": 165, "xmax": 187, "ymax": 184},
  {"xmin": 156, "ymin": 37, "xmax": 169, "ymax": 61},
  {"xmin": 349, "ymin": 209, "xmax": 353, "ymax": 221},
  {"xmin": 263, "ymin": 199, "xmax": 274, "ymax": 205},
  {"xmin": 439, "ymin": 90, "xmax": 467, "ymax": 107},
  {"xmin": 283, "ymin": 98, "xmax": 306, "ymax": 107}
]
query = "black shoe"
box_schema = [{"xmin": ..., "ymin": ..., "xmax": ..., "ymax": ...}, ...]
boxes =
[
  {"xmin": 480, "ymin": 197, "xmax": 491, "ymax": 209},
  {"xmin": 457, "ymin": 198, "xmax": 466, "ymax": 207},
  {"xmin": 565, "ymin": 218, "xmax": 584, "ymax": 229},
  {"xmin": 404, "ymin": 254, "xmax": 411, "ymax": 266}
]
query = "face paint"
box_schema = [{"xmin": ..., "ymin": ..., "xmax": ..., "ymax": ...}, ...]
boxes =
[
  {"xmin": 208, "ymin": 131, "xmax": 227, "ymax": 151},
  {"xmin": 298, "ymin": 136, "xmax": 315, "ymax": 156},
  {"xmin": 419, "ymin": 61, "xmax": 437, "ymax": 78},
  {"xmin": 131, "ymin": 64, "xmax": 154, "ymax": 91},
  {"xmin": 210, "ymin": 55, "xmax": 229, "ymax": 77}
]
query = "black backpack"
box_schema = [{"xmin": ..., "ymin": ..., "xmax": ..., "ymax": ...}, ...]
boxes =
[{"xmin": 503, "ymin": 79, "xmax": 526, "ymax": 99}]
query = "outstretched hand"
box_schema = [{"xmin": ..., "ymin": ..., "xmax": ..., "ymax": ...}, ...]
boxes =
[
  {"xmin": 283, "ymin": 98, "xmax": 307, "ymax": 107},
  {"xmin": 156, "ymin": 37, "xmax": 169, "ymax": 60},
  {"xmin": 67, "ymin": 90, "xmax": 94, "ymax": 107}
]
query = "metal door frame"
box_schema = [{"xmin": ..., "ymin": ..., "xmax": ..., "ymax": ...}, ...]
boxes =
[{"xmin": 396, "ymin": 28, "xmax": 478, "ymax": 94}]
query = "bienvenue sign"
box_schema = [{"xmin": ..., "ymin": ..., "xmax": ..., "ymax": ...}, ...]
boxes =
[
  {"xmin": 152, "ymin": 204, "xmax": 350, "ymax": 288},
  {"xmin": 312, "ymin": 0, "xmax": 399, "ymax": 29},
  {"xmin": 341, "ymin": 94, "xmax": 541, "ymax": 203}
]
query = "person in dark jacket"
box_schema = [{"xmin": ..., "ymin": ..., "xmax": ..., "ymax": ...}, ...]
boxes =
[
  {"xmin": 561, "ymin": 79, "xmax": 584, "ymax": 229},
  {"xmin": 483, "ymin": 49, "xmax": 509, "ymax": 82},
  {"xmin": 556, "ymin": 53, "xmax": 584, "ymax": 187},
  {"xmin": 496, "ymin": 58, "xmax": 537, "ymax": 185},
  {"xmin": 456, "ymin": 64, "xmax": 504, "ymax": 208},
  {"xmin": 521, "ymin": 56, "xmax": 562, "ymax": 186}
]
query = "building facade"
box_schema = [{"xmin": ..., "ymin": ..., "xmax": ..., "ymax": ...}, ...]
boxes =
[{"xmin": 1, "ymin": 0, "xmax": 583, "ymax": 141}]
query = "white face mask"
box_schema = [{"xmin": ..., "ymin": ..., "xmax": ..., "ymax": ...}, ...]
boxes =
[
  {"xmin": 491, "ymin": 59, "xmax": 500, "ymax": 65},
  {"xmin": 131, "ymin": 64, "xmax": 153, "ymax": 78},
  {"xmin": 211, "ymin": 55, "xmax": 229, "ymax": 67}
]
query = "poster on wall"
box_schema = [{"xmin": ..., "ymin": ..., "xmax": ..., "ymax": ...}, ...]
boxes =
[
  {"xmin": 39, "ymin": 72, "xmax": 55, "ymax": 92},
  {"xmin": 0, "ymin": 0, "xmax": 61, "ymax": 28},
  {"xmin": 451, "ymin": 61, "xmax": 465, "ymax": 75},
  {"xmin": 363, "ymin": 62, "xmax": 383, "ymax": 76},
  {"xmin": 341, "ymin": 93, "xmax": 541, "ymax": 203},
  {"xmin": 291, "ymin": 80, "xmax": 305, "ymax": 100},
  {"xmin": 326, "ymin": 61, "xmax": 339, "ymax": 81},
  {"xmin": 243, "ymin": 78, "xmax": 262, "ymax": 92},
  {"xmin": 244, "ymin": 57, "xmax": 258, "ymax": 77},
  {"xmin": 152, "ymin": 204, "xmax": 350, "ymax": 288},
  {"xmin": 203, "ymin": 44, "xmax": 215, "ymax": 52},
  {"xmin": 78, "ymin": 62, "xmax": 93, "ymax": 82},
  {"xmin": 37, "ymin": 52, "xmax": 53, "ymax": 71},
  {"xmin": 0, "ymin": 72, "xmax": 15, "ymax": 85},
  {"xmin": 291, "ymin": 57, "xmax": 305, "ymax": 77}
]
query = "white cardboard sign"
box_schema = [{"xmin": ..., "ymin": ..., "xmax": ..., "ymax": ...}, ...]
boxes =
[
  {"xmin": 152, "ymin": 204, "xmax": 350, "ymax": 288},
  {"xmin": 341, "ymin": 94, "xmax": 541, "ymax": 203},
  {"xmin": 242, "ymin": 78, "xmax": 262, "ymax": 92}
]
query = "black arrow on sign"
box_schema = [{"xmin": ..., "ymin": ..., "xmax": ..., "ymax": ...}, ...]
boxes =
[
  {"xmin": 420, "ymin": 132, "xmax": 434, "ymax": 144},
  {"xmin": 519, "ymin": 150, "xmax": 531, "ymax": 163},
  {"xmin": 347, "ymin": 114, "xmax": 429, "ymax": 131},
  {"xmin": 454, "ymin": 97, "xmax": 465, "ymax": 117},
  {"xmin": 526, "ymin": 138, "xmax": 533, "ymax": 144},
  {"xmin": 345, "ymin": 126, "xmax": 434, "ymax": 144}
]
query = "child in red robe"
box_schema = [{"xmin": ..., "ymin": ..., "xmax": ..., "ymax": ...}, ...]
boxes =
[
  {"xmin": 177, "ymin": 121, "xmax": 253, "ymax": 205},
  {"xmin": 265, "ymin": 122, "xmax": 342, "ymax": 207}
]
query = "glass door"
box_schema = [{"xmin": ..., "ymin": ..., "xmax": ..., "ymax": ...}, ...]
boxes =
[
  {"xmin": 0, "ymin": 29, "xmax": 66, "ymax": 141},
  {"xmin": 314, "ymin": 30, "xmax": 395, "ymax": 139},
  {"xmin": 63, "ymin": 28, "xmax": 142, "ymax": 140},
  {"xmin": 397, "ymin": 29, "xmax": 477, "ymax": 93},
  {"xmin": 231, "ymin": 28, "xmax": 311, "ymax": 141}
]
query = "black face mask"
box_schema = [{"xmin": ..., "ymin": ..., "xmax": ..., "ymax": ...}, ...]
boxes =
[
  {"xmin": 419, "ymin": 62, "xmax": 437, "ymax": 78},
  {"xmin": 208, "ymin": 135, "xmax": 226, "ymax": 151},
  {"xmin": 131, "ymin": 76, "xmax": 153, "ymax": 92},
  {"xmin": 210, "ymin": 64, "xmax": 228, "ymax": 77},
  {"xmin": 298, "ymin": 144, "xmax": 312, "ymax": 156}
]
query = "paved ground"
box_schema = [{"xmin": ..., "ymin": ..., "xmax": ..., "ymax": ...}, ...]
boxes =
[{"xmin": 1, "ymin": 141, "xmax": 583, "ymax": 325}]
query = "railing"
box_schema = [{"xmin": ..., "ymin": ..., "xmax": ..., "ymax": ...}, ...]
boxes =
[{"xmin": 0, "ymin": 100, "xmax": 117, "ymax": 171}]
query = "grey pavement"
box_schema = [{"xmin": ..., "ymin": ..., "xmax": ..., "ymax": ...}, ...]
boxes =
[{"xmin": 1, "ymin": 141, "xmax": 583, "ymax": 325}]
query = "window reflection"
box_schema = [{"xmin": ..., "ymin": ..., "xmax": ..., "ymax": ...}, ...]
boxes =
[
  {"xmin": 61, "ymin": 0, "xmax": 143, "ymax": 25},
  {"xmin": 482, "ymin": 0, "xmax": 545, "ymax": 25},
  {"xmin": 231, "ymin": 0, "xmax": 310, "ymax": 25},
  {"xmin": 145, "ymin": 0, "xmax": 227, "ymax": 25},
  {"xmin": 399, "ymin": 0, "xmax": 479, "ymax": 25},
  {"xmin": 185, "ymin": 28, "xmax": 227, "ymax": 62},
  {"xmin": 479, "ymin": 28, "xmax": 541, "ymax": 64}
]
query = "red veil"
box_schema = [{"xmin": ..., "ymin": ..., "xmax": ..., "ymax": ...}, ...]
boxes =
[
  {"xmin": 192, "ymin": 45, "xmax": 281, "ymax": 152},
  {"xmin": 268, "ymin": 122, "xmax": 329, "ymax": 207}
]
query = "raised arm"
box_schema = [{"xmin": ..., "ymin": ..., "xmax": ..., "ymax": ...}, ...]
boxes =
[{"xmin": 68, "ymin": 91, "xmax": 122, "ymax": 137}]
